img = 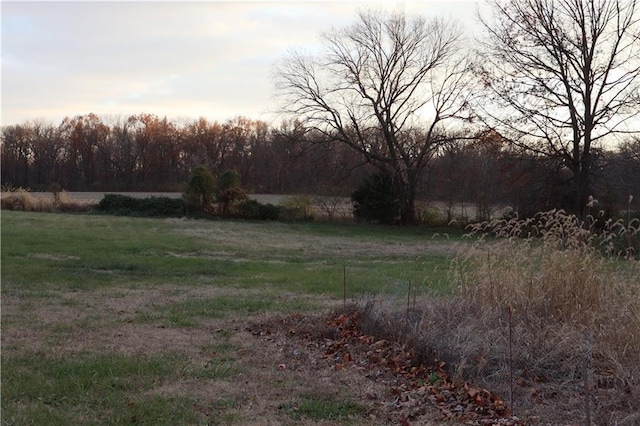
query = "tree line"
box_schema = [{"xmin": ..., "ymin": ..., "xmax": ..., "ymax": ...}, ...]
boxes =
[
  {"xmin": 0, "ymin": 114, "xmax": 366, "ymax": 195},
  {"xmin": 1, "ymin": 112, "xmax": 638, "ymax": 221}
]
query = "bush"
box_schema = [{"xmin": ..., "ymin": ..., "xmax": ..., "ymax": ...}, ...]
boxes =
[
  {"xmin": 351, "ymin": 172, "xmax": 400, "ymax": 224},
  {"xmin": 216, "ymin": 170, "xmax": 247, "ymax": 216},
  {"xmin": 258, "ymin": 203, "xmax": 282, "ymax": 221},
  {"xmin": 312, "ymin": 196, "xmax": 347, "ymax": 221},
  {"xmin": 239, "ymin": 199, "xmax": 281, "ymax": 221},
  {"xmin": 98, "ymin": 194, "xmax": 184, "ymax": 217},
  {"xmin": 239, "ymin": 197, "xmax": 318, "ymax": 222},
  {"xmin": 183, "ymin": 166, "xmax": 215, "ymax": 214},
  {"xmin": 418, "ymin": 204, "xmax": 449, "ymax": 227},
  {"xmin": 239, "ymin": 199, "xmax": 262, "ymax": 219},
  {"xmin": 279, "ymin": 196, "xmax": 314, "ymax": 221}
]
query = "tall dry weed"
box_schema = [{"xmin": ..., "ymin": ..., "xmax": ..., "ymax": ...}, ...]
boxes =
[
  {"xmin": 1, "ymin": 188, "xmax": 40, "ymax": 211},
  {"xmin": 338, "ymin": 209, "xmax": 638, "ymax": 422},
  {"xmin": 446, "ymin": 209, "xmax": 640, "ymax": 422},
  {"xmin": 454, "ymin": 209, "xmax": 639, "ymax": 325},
  {"xmin": 0, "ymin": 188, "xmax": 88, "ymax": 212}
]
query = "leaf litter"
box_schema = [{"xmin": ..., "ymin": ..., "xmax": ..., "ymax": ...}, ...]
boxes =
[{"xmin": 247, "ymin": 305, "xmax": 522, "ymax": 425}]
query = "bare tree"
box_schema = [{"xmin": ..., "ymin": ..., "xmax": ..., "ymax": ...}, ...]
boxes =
[
  {"xmin": 275, "ymin": 9, "xmax": 471, "ymax": 224},
  {"xmin": 476, "ymin": 0, "xmax": 640, "ymax": 217}
]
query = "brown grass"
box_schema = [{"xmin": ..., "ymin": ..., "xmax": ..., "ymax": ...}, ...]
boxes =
[
  {"xmin": 356, "ymin": 209, "xmax": 640, "ymax": 424},
  {"xmin": 0, "ymin": 189, "xmax": 93, "ymax": 213},
  {"xmin": 455, "ymin": 210, "xmax": 639, "ymax": 346},
  {"xmin": 2, "ymin": 285, "xmax": 449, "ymax": 425}
]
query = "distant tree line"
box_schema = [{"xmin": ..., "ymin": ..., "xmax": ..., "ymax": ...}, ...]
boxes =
[
  {"xmin": 2, "ymin": 113, "xmax": 638, "ymax": 220},
  {"xmin": 0, "ymin": 113, "xmax": 368, "ymax": 195}
]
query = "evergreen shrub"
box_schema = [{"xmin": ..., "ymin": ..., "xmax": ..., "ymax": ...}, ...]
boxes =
[
  {"xmin": 239, "ymin": 199, "xmax": 281, "ymax": 220},
  {"xmin": 351, "ymin": 172, "xmax": 400, "ymax": 224},
  {"xmin": 98, "ymin": 194, "xmax": 184, "ymax": 217}
]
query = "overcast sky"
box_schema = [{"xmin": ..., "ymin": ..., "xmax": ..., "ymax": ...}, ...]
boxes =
[{"xmin": 1, "ymin": 1, "xmax": 481, "ymax": 127}]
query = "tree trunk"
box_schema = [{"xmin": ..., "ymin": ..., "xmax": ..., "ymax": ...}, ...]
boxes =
[
  {"xmin": 577, "ymin": 150, "xmax": 592, "ymax": 218},
  {"xmin": 398, "ymin": 172, "xmax": 417, "ymax": 225},
  {"xmin": 400, "ymin": 193, "xmax": 416, "ymax": 225}
]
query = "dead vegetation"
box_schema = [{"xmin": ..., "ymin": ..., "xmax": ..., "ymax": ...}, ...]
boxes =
[
  {"xmin": 403, "ymin": 210, "xmax": 638, "ymax": 424},
  {"xmin": 249, "ymin": 210, "xmax": 640, "ymax": 424},
  {"xmin": 0, "ymin": 188, "xmax": 93, "ymax": 213}
]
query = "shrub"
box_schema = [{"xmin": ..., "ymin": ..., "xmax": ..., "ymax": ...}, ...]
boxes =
[
  {"xmin": 279, "ymin": 196, "xmax": 314, "ymax": 221},
  {"xmin": 98, "ymin": 194, "xmax": 184, "ymax": 217},
  {"xmin": 238, "ymin": 199, "xmax": 281, "ymax": 221},
  {"xmin": 351, "ymin": 172, "xmax": 400, "ymax": 224},
  {"xmin": 258, "ymin": 203, "xmax": 282, "ymax": 221},
  {"xmin": 183, "ymin": 166, "xmax": 215, "ymax": 214},
  {"xmin": 418, "ymin": 204, "xmax": 449, "ymax": 227},
  {"xmin": 216, "ymin": 170, "xmax": 247, "ymax": 216},
  {"xmin": 312, "ymin": 196, "xmax": 348, "ymax": 221},
  {"xmin": 238, "ymin": 199, "xmax": 262, "ymax": 219}
]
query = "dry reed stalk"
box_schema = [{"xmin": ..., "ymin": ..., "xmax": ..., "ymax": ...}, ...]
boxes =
[
  {"xmin": 448, "ymin": 209, "xmax": 640, "ymax": 422},
  {"xmin": 1, "ymin": 189, "xmax": 92, "ymax": 212}
]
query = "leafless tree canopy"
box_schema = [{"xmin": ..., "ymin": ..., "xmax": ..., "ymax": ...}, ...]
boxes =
[
  {"xmin": 476, "ymin": 0, "xmax": 640, "ymax": 214},
  {"xmin": 275, "ymin": 10, "xmax": 472, "ymax": 224}
]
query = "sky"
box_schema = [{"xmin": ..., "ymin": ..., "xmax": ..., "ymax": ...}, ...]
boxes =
[{"xmin": 1, "ymin": 0, "xmax": 481, "ymax": 128}]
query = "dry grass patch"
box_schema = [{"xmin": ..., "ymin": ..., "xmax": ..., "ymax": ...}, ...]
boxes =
[
  {"xmin": 1, "ymin": 189, "xmax": 93, "ymax": 212},
  {"xmin": 443, "ymin": 210, "xmax": 639, "ymax": 423}
]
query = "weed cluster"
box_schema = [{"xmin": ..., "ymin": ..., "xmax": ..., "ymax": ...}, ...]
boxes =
[
  {"xmin": 355, "ymin": 210, "xmax": 639, "ymax": 423},
  {"xmin": 457, "ymin": 210, "xmax": 639, "ymax": 318},
  {"xmin": 450, "ymin": 209, "xmax": 640, "ymax": 422},
  {"xmin": 0, "ymin": 188, "xmax": 90, "ymax": 213}
]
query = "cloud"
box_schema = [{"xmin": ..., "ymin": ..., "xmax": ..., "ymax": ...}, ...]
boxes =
[{"xmin": 1, "ymin": 1, "xmax": 480, "ymax": 126}]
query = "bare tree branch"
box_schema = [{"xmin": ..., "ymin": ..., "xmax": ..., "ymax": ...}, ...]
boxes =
[
  {"xmin": 475, "ymin": 0, "xmax": 640, "ymax": 216},
  {"xmin": 274, "ymin": 9, "xmax": 471, "ymax": 224}
]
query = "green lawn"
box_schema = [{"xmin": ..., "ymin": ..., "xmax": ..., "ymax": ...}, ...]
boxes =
[{"xmin": 1, "ymin": 211, "xmax": 457, "ymax": 295}]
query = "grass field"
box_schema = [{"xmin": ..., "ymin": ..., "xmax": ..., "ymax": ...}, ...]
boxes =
[
  {"xmin": 3, "ymin": 210, "xmax": 638, "ymax": 425},
  {"xmin": 1, "ymin": 211, "xmax": 458, "ymax": 425}
]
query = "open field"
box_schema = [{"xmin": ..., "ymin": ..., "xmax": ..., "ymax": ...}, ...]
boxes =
[
  {"xmin": 3, "ymin": 210, "xmax": 638, "ymax": 425},
  {"xmin": 1, "ymin": 211, "xmax": 457, "ymax": 425}
]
